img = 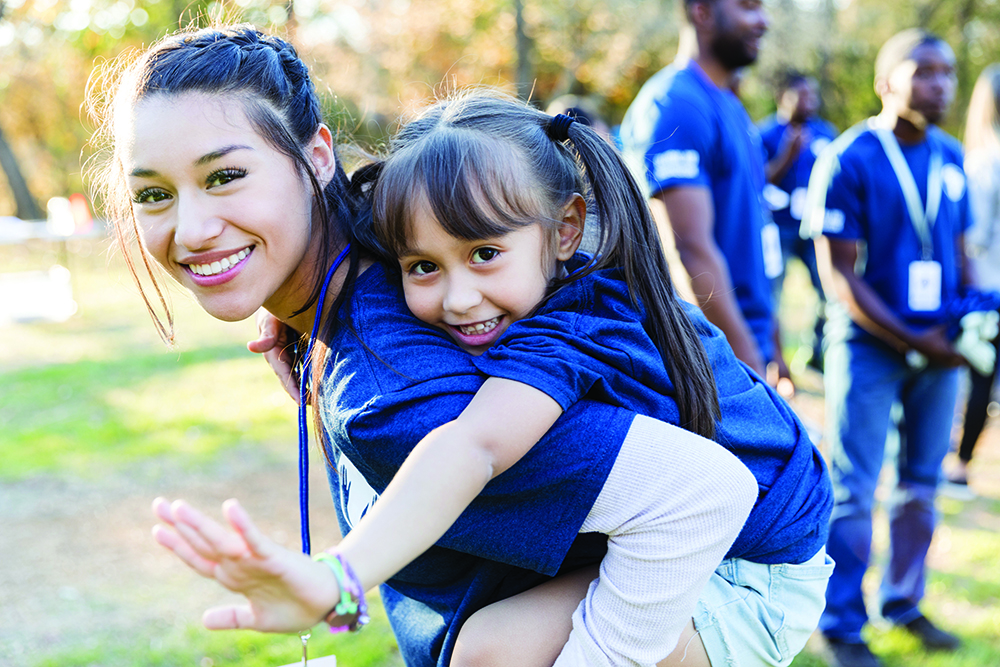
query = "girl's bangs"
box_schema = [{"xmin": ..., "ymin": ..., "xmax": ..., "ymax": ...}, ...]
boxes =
[{"xmin": 377, "ymin": 129, "xmax": 547, "ymax": 255}]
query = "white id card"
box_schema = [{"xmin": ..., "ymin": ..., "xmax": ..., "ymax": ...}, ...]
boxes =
[
  {"xmin": 908, "ymin": 260, "xmax": 942, "ymax": 312},
  {"xmin": 761, "ymin": 222, "xmax": 784, "ymax": 279},
  {"xmin": 278, "ymin": 655, "xmax": 338, "ymax": 667},
  {"xmin": 790, "ymin": 187, "xmax": 807, "ymax": 220}
]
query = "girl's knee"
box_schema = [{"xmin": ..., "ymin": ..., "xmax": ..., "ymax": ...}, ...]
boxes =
[{"xmin": 450, "ymin": 608, "xmax": 508, "ymax": 667}]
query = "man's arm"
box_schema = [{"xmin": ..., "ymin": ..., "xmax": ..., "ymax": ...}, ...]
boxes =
[
  {"xmin": 816, "ymin": 235, "xmax": 963, "ymax": 366},
  {"xmin": 765, "ymin": 124, "xmax": 806, "ymax": 185},
  {"xmin": 656, "ymin": 186, "xmax": 766, "ymax": 375}
]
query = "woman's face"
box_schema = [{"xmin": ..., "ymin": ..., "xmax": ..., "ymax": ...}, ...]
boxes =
[{"xmin": 122, "ymin": 92, "xmax": 328, "ymax": 324}]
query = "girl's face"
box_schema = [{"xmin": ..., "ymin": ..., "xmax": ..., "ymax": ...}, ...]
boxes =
[
  {"xmin": 397, "ymin": 198, "xmax": 583, "ymax": 355},
  {"xmin": 122, "ymin": 92, "xmax": 332, "ymax": 325}
]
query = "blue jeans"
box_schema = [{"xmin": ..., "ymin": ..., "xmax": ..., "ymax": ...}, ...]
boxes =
[{"xmin": 819, "ymin": 335, "xmax": 958, "ymax": 642}]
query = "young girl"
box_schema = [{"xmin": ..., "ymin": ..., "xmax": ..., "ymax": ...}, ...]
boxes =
[{"xmin": 93, "ymin": 24, "xmax": 761, "ymax": 667}]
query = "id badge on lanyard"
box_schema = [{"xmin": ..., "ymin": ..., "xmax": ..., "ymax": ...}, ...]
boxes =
[{"xmin": 873, "ymin": 123, "xmax": 944, "ymax": 312}]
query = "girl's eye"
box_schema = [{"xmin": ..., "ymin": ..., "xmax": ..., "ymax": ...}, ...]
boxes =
[
  {"xmin": 132, "ymin": 188, "xmax": 171, "ymax": 205},
  {"xmin": 206, "ymin": 167, "xmax": 248, "ymax": 189},
  {"xmin": 409, "ymin": 260, "xmax": 438, "ymax": 276},
  {"xmin": 471, "ymin": 247, "xmax": 500, "ymax": 264}
]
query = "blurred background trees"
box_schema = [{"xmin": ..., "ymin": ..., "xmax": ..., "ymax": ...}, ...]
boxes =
[{"xmin": 0, "ymin": 0, "xmax": 998, "ymax": 217}]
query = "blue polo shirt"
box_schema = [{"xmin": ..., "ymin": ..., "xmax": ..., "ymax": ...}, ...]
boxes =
[
  {"xmin": 319, "ymin": 262, "xmax": 630, "ymax": 667},
  {"xmin": 476, "ymin": 266, "xmax": 832, "ymax": 566},
  {"xmin": 758, "ymin": 115, "xmax": 838, "ymax": 234},
  {"xmin": 805, "ymin": 121, "xmax": 972, "ymax": 341},
  {"xmin": 621, "ymin": 59, "xmax": 775, "ymax": 361}
]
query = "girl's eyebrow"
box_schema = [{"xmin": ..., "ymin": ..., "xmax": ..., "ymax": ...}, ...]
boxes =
[{"xmin": 129, "ymin": 144, "xmax": 253, "ymax": 177}]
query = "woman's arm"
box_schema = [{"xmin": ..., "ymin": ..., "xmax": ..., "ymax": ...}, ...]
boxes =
[{"xmin": 336, "ymin": 377, "xmax": 563, "ymax": 590}]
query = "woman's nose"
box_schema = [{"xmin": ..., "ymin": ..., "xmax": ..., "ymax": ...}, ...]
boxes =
[{"xmin": 174, "ymin": 194, "xmax": 225, "ymax": 250}]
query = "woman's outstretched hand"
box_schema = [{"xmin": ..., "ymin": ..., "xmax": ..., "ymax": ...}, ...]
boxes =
[
  {"xmin": 152, "ymin": 498, "xmax": 338, "ymax": 633},
  {"xmin": 247, "ymin": 309, "xmax": 302, "ymax": 405}
]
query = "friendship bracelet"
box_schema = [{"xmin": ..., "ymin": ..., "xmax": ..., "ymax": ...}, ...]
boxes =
[{"xmin": 314, "ymin": 551, "xmax": 370, "ymax": 633}]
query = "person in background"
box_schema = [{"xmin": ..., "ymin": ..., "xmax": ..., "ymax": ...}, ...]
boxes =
[
  {"xmin": 805, "ymin": 28, "xmax": 969, "ymax": 667},
  {"xmin": 620, "ymin": 0, "xmax": 791, "ymax": 387},
  {"xmin": 945, "ymin": 63, "xmax": 1000, "ymax": 492},
  {"xmin": 759, "ymin": 71, "xmax": 838, "ymax": 372}
]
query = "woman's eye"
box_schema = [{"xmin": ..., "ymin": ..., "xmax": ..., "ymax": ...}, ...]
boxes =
[
  {"xmin": 132, "ymin": 188, "xmax": 171, "ymax": 204},
  {"xmin": 206, "ymin": 167, "xmax": 247, "ymax": 189},
  {"xmin": 472, "ymin": 247, "xmax": 500, "ymax": 263},
  {"xmin": 409, "ymin": 260, "xmax": 438, "ymax": 276}
]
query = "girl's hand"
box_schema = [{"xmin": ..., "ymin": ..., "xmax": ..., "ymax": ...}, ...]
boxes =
[
  {"xmin": 152, "ymin": 498, "xmax": 338, "ymax": 633},
  {"xmin": 247, "ymin": 309, "xmax": 302, "ymax": 404}
]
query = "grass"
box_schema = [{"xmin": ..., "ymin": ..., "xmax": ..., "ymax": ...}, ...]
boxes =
[{"xmin": 2, "ymin": 242, "xmax": 999, "ymax": 666}]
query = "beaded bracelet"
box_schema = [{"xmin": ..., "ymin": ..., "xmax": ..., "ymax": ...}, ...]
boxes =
[{"xmin": 314, "ymin": 551, "xmax": 370, "ymax": 633}]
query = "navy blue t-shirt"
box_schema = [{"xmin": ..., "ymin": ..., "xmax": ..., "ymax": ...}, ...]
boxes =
[
  {"xmin": 621, "ymin": 59, "xmax": 776, "ymax": 360},
  {"xmin": 805, "ymin": 121, "xmax": 972, "ymax": 341},
  {"xmin": 319, "ymin": 263, "xmax": 631, "ymax": 667},
  {"xmin": 758, "ymin": 115, "xmax": 838, "ymax": 233},
  {"xmin": 476, "ymin": 267, "xmax": 832, "ymax": 565}
]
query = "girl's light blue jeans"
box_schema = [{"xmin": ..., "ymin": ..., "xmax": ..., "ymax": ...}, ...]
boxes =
[{"xmin": 819, "ymin": 335, "xmax": 958, "ymax": 642}]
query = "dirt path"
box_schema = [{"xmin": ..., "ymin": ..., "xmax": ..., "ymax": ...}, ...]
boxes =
[{"xmin": 0, "ymin": 443, "xmax": 342, "ymax": 666}]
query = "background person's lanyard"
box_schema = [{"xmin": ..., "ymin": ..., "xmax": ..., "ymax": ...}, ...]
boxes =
[{"xmin": 872, "ymin": 124, "xmax": 943, "ymax": 261}]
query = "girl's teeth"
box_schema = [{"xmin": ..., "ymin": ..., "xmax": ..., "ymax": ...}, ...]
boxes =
[
  {"xmin": 190, "ymin": 249, "xmax": 250, "ymax": 276},
  {"xmin": 460, "ymin": 317, "xmax": 499, "ymax": 335}
]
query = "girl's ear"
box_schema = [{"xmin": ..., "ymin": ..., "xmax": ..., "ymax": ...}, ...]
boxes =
[
  {"xmin": 556, "ymin": 194, "xmax": 586, "ymax": 261},
  {"xmin": 308, "ymin": 124, "xmax": 337, "ymax": 188}
]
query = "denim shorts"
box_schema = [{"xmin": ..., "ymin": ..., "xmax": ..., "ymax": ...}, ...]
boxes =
[{"xmin": 693, "ymin": 547, "xmax": 834, "ymax": 666}]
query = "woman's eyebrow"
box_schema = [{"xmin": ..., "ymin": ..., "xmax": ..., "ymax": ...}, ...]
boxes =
[{"xmin": 129, "ymin": 144, "xmax": 254, "ymax": 178}]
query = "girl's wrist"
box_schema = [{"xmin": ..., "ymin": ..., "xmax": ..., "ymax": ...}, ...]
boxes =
[{"xmin": 313, "ymin": 550, "xmax": 370, "ymax": 632}]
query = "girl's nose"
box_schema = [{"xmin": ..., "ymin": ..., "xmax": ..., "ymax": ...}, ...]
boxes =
[
  {"xmin": 442, "ymin": 278, "xmax": 483, "ymax": 315},
  {"xmin": 174, "ymin": 194, "xmax": 225, "ymax": 251}
]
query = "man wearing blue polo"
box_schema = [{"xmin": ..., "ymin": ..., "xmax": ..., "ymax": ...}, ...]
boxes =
[
  {"xmin": 621, "ymin": 0, "xmax": 780, "ymax": 379},
  {"xmin": 759, "ymin": 72, "xmax": 839, "ymax": 370},
  {"xmin": 805, "ymin": 29, "xmax": 968, "ymax": 667}
]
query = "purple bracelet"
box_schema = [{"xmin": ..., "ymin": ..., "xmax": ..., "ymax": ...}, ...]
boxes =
[{"xmin": 314, "ymin": 551, "xmax": 370, "ymax": 633}]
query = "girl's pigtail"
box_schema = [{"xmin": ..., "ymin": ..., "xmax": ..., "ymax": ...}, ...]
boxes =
[{"xmin": 559, "ymin": 119, "xmax": 721, "ymax": 439}]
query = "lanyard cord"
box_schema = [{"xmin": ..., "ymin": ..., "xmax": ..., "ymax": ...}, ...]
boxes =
[
  {"xmin": 872, "ymin": 122, "xmax": 943, "ymax": 261},
  {"xmin": 297, "ymin": 243, "xmax": 352, "ymax": 555}
]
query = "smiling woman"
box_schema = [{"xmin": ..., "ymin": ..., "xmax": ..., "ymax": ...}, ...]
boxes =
[{"xmin": 123, "ymin": 93, "xmax": 325, "ymax": 326}]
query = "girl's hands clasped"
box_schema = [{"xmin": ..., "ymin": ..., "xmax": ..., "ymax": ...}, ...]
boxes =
[{"xmin": 151, "ymin": 498, "xmax": 341, "ymax": 633}]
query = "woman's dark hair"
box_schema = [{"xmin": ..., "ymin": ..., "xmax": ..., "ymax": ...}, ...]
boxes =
[
  {"xmin": 373, "ymin": 90, "xmax": 720, "ymax": 438},
  {"xmin": 86, "ymin": 25, "xmax": 380, "ymax": 446}
]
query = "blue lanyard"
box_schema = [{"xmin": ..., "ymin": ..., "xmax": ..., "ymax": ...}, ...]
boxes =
[{"xmin": 297, "ymin": 243, "xmax": 352, "ymax": 555}]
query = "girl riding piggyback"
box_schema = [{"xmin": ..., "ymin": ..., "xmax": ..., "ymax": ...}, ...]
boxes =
[{"xmin": 354, "ymin": 91, "xmax": 835, "ymax": 667}]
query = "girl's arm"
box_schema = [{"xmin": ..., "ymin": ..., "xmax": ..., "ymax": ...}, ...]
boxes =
[
  {"xmin": 153, "ymin": 377, "xmax": 562, "ymax": 631},
  {"xmin": 336, "ymin": 377, "xmax": 563, "ymax": 590}
]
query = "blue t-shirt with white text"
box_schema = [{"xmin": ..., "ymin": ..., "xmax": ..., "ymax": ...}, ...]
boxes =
[{"xmin": 621, "ymin": 59, "xmax": 775, "ymax": 360}]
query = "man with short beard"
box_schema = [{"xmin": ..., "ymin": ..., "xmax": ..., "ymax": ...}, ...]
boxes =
[
  {"xmin": 621, "ymin": 0, "xmax": 782, "ymax": 383},
  {"xmin": 805, "ymin": 28, "xmax": 968, "ymax": 667}
]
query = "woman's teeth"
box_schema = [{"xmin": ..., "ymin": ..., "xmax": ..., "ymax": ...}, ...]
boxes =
[
  {"xmin": 189, "ymin": 248, "xmax": 251, "ymax": 276},
  {"xmin": 459, "ymin": 317, "xmax": 499, "ymax": 335}
]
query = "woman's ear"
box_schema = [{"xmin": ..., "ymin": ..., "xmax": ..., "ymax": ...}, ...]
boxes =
[
  {"xmin": 556, "ymin": 194, "xmax": 586, "ymax": 261},
  {"xmin": 309, "ymin": 124, "xmax": 337, "ymax": 188}
]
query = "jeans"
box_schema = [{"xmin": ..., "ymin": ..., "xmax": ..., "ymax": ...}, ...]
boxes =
[{"xmin": 819, "ymin": 335, "xmax": 958, "ymax": 642}]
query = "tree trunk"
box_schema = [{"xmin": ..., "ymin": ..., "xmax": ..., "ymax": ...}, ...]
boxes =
[
  {"xmin": 514, "ymin": 0, "xmax": 532, "ymax": 99},
  {"xmin": 0, "ymin": 122, "xmax": 44, "ymax": 220}
]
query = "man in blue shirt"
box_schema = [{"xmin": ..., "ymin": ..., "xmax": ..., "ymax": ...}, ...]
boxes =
[
  {"xmin": 804, "ymin": 29, "xmax": 969, "ymax": 667},
  {"xmin": 759, "ymin": 72, "xmax": 839, "ymax": 370},
  {"xmin": 621, "ymin": 0, "xmax": 783, "ymax": 380}
]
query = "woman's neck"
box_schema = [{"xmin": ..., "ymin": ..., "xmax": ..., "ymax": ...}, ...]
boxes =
[{"xmin": 281, "ymin": 244, "xmax": 368, "ymax": 337}]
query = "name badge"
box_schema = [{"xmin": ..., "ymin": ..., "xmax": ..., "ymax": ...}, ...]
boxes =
[
  {"xmin": 762, "ymin": 222, "xmax": 783, "ymax": 279},
  {"xmin": 790, "ymin": 187, "xmax": 807, "ymax": 220},
  {"xmin": 908, "ymin": 260, "xmax": 942, "ymax": 312}
]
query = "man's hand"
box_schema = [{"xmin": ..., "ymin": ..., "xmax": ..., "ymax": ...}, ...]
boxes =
[
  {"xmin": 907, "ymin": 326, "xmax": 965, "ymax": 367},
  {"xmin": 248, "ymin": 310, "xmax": 301, "ymax": 405}
]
